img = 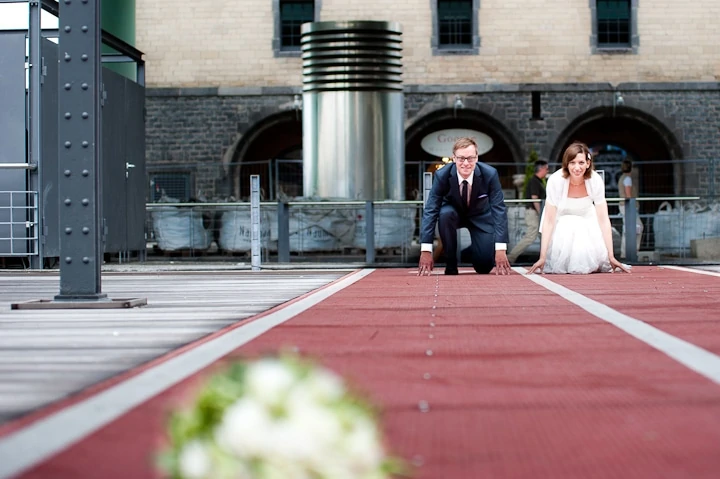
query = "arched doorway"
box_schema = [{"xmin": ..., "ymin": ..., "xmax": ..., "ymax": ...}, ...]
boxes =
[
  {"xmin": 405, "ymin": 108, "xmax": 523, "ymax": 200},
  {"xmin": 551, "ymin": 107, "xmax": 682, "ymax": 199},
  {"xmin": 551, "ymin": 107, "xmax": 683, "ymax": 251},
  {"xmin": 229, "ymin": 112, "xmax": 302, "ymax": 200}
]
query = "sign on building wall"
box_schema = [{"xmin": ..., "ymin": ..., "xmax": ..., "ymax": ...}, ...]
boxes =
[{"xmin": 420, "ymin": 129, "xmax": 493, "ymax": 158}]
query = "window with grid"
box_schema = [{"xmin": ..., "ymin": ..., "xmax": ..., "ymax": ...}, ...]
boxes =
[
  {"xmin": 437, "ymin": 0, "xmax": 473, "ymax": 49},
  {"xmin": 149, "ymin": 172, "xmax": 192, "ymax": 203},
  {"xmin": 597, "ymin": 0, "xmax": 631, "ymax": 47},
  {"xmin": 280, "ymin": 0, "xmax": 314, "ymax": 50}
]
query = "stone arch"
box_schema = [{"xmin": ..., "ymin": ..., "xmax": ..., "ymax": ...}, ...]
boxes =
[
  {"xmin": 224, "ymin": 111, "xmax": 302, "ymax": 200},
  {"xmin": 550, "ymin": 105, "xmax": 683, "ymax": 197},
  {"xmin": 404, "ymin": 107, "xmax": 524, "ymax": 199}
]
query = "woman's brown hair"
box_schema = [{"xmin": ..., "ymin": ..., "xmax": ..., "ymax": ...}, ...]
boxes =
[{"xmin": 561, "ymin": 141, "xmax": 594, "ymax": 179}]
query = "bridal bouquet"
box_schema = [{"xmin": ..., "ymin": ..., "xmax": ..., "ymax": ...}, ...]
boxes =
[{"xmin": 159, "ymin": 354, "xmax": 407, "ymax": 479}]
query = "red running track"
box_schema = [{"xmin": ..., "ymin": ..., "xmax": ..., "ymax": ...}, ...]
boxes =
[{"xmin": 5, "ymin": 266, "xmax": 720, "ymax": 479}]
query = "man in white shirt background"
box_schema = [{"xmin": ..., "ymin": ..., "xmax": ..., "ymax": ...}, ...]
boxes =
[{"xmin": 617, "ymin": 159, "xmax": 644, "ymax": 258}]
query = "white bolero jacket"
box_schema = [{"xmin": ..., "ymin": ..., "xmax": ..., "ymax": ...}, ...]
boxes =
[{"xmin": 539, "ymin": 169, "xmax": 606, "ymax": 233}]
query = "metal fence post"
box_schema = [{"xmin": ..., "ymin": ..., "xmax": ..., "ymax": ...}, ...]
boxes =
[
  {"xmin": 709, "ymin": 158, "xmax": 716, "ymax": 198},
  {"xmin": 365, "ymin": 201, "xmax": 375, "ymax": 264},
  {"xmin": 250, "ymin": 175, "xmax": 261, "ymax": 271},
  {"xmin": 277, "ymin": 200, "xmax": 290, "ymax": 262},
  {"xmin": 625, "ymin": 198, "xmax": 638, "ymax": 263},
  {"xmin": 423, "ymin": 172, "xmax": 433, "ymax": 206}
]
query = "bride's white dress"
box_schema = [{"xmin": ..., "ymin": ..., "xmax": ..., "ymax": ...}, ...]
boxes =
[{"xmin": 543, "ymin": 196, "xmax": 612, "ymax": 274}]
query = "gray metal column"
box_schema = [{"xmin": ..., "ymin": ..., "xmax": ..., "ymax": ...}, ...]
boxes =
[
  {"xmin": 28, "ymin": 0, "xmax": 43, "ymax": 268},
  {"xmin": 301, "ymin": 21, "xmax": 404, "ymax": 201},
  {"xmin": 55, "ymin": 0, "xmax": 106, "ymax": 301},
  {"xmin": 364, "ymin": 201, "xmax": 375, "ymax": 264},
  {"xmin": 625, "ymin": 198, "xmax": 638, "ymax": 263},
  {"xmin": 277, "ymin": 201, "xmax": 290, "ymax": 263}
]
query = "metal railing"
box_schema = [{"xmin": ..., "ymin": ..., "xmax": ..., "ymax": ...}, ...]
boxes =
[
  {"xmin": 143, "ymin": 195, "xmax": 720, "ymax": 265},
  {"xmin": 148, "ymin": 158, "xmax": 719, "ymax": 205},
  {"xmin": 0, "ymin": 191, "xmax": 39, "ymax": 257},
  {"xmin": 0, "ymin": 163, "xmax": 37, "ymax": 170},
  {"xmin": 1, "ymin": 192, "xmax": 716, "ymax": 265}
]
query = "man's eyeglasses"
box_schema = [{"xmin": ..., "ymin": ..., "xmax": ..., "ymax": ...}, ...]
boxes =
[{"xmin": 454, "ymin": 156, "xmax": 477, "ymax": 164}]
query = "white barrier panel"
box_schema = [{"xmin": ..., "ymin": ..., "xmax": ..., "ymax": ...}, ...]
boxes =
[
  {"xmin": 152, "ymin": 208, "xmax": 211, "ymax": 251},
  {"xmin": 265, "ymin": 206, "xmax": 356, "ymax": 253},
  {"xmin": 653, "ymin": 201, "xmax": 720, "ymax": 253},
  {"xmin": 218, "ymin": 209, "xmax": 271, "ymax": 253},
  {"xmin": 353, "ymin": 207, "xmax": 414, "ymax": 249}
]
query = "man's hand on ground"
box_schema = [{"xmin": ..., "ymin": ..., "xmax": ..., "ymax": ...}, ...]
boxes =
[
  {"xmin": 493, "ymin": 251, "xmax": 511, "ymax": 275},
  {"xmin": 418, "ymin": 251, "xmax": 434, "ymax": 276}
]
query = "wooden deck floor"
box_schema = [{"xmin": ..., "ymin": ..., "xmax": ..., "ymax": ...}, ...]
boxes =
[{"xmin": 0, "ymin": 268, "xmax": 348, "ymax": 424}]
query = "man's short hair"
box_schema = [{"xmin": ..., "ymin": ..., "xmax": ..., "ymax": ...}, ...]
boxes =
[
  {"xmin": 452, "ymin": 137, "xmax": 478, "ymax": 155},
  {"xmin": 534, "ymin": 160, "xmax": 548, "ymax": 173},
  {"xmin": 620, "ymin": 159, "xmax": 633, "ymax": 173}
]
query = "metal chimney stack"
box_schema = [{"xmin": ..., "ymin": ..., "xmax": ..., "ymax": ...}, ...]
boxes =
[{"xmin": 301, "ymin": 21, "xmax": 404, "ymax": 200}]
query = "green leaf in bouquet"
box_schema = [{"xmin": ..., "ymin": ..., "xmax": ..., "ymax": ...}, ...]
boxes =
[
  {"xmin": 168, "ymin": 408, "xmax": 206, "ymax": 446},
  {"xmin": 194, "ymin": 376, "xmax": 246, "ymax": 428},
  {"xmin": 155, "ymin": 449, "xmax": 181, "ymax": 479},
  {"xmin": 381, "ymin": 455, "xmax": 414, "ymax": 478}
]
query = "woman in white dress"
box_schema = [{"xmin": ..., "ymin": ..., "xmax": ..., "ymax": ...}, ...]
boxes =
[{"xmin": 527, "ymin": 142, "xmax": 630, "ymax": 274}]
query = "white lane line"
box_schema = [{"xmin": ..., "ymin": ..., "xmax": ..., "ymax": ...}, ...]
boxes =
[
  {"xmin": 0, "ymin": 269, "xmax": 374, "ymax": 479},
  {"xmin": 660, "ymin": 265, "xmax": 720, "ymax": 278},
  {"xmin": 514, "ymin": 267, "xmax": 720, "ymax": 386}
]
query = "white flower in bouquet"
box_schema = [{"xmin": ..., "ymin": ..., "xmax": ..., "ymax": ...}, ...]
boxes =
[
  {"xmin": 342, "ymin": 417, "xmax": 385, "ymax": 470},
  {"xmin": 159, "ymin": 353, "xmax": 408, "ymax": 479},
  {"xmin": 177, "ymin": 441, "xmax": 211, "ymax": 479},
  {"xmin": 245, "ymin": 358, "xmax": 297, "ymax": 407},
  {"xmin": 214, "ymin": 397, "xmax": 273, "ymax": 457},
  {"xmin": 304, "ymin": 367, "xmax": 346, "ymax": 402}
]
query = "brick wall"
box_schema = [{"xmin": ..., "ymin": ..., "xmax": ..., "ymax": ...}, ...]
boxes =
[
  {"xmin": 146, "ymin": 85, "xmax": 720, "ymax": 199},
  {"xmin": 136, "ymin": 0, "xmax": 720, "ymax": 87}
]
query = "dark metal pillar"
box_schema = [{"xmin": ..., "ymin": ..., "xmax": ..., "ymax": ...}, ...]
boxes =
[
  {"xmin": 364, "ymin": 201, "xmax": 375, "ymax": 264},
  {"xmin": 277, "ymin": 201, "xmax": 290, "ymax": 263},
  {"xmin": 55, "ymin": 0, "xmax": 106, "ymax": 301},
  {"xmin": 625, "ymin": 198, "xmax": 638, "ymax": 263},
  {"xmin": 28, "ymin": 0, "xmax": 43, "ymax": 269}
]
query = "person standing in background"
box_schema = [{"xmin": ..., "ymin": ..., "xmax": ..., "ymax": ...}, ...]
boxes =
[
  {"xmin": 618, "ymin": 159, "xmax": 644, "ymax": 258},
  {"xmin": 507, "ymin": 160, "xmax": 549, "ymax": 264}
]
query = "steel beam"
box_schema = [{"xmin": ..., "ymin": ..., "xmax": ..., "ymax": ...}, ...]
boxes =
[
  {"xmin": 28, "ymin": 0, "xmax": 43, "ymax": 269},
  {"xmin": 55, "ymin": 0, "xmax": 106, "ymax": 301},
  {"xmin": 40, "ymin": 0, "xmax": 144, "ymax": 63}
]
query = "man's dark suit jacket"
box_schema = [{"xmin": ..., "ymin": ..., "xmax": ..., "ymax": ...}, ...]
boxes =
[{"xmin": 420, "ymin": 162, "xmax": 509, "ymax": 245}]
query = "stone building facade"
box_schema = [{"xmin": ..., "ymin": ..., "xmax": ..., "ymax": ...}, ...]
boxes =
[{"xmin": 138, "ymin": 0, "xmax": 720, "ymax": 204}]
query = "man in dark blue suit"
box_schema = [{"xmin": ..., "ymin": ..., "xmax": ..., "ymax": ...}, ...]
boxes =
[{"xmin": 418, "ymin": 137, "xmax": 511, "ymax": 275}]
